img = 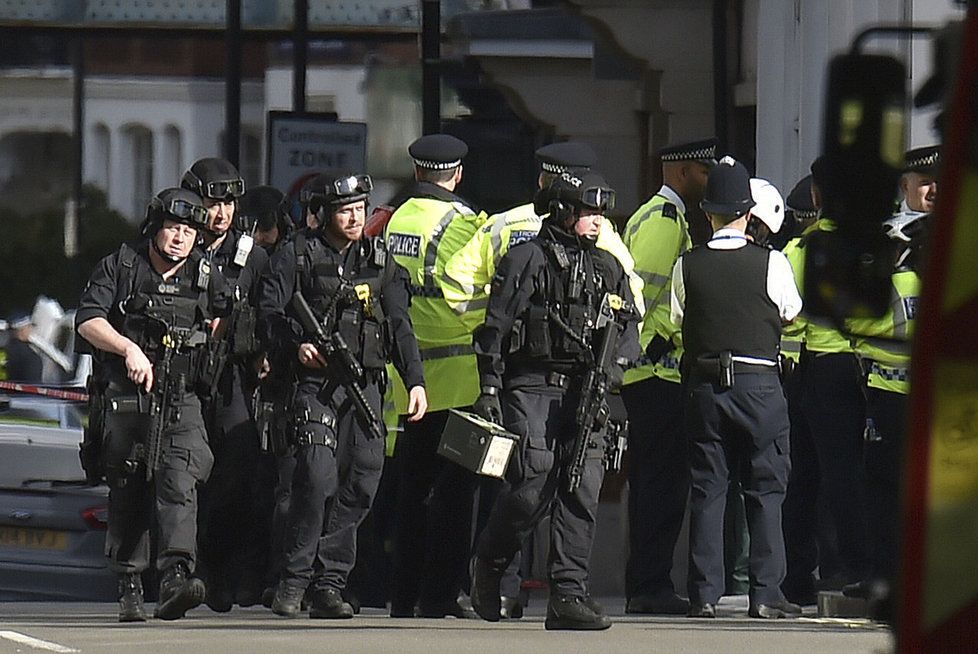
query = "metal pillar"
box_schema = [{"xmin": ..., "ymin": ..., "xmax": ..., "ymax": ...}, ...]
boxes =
[
  {"xmin": 421, "ymin": 0, "xmax": 441, "ymax": 135},
  {"xmin": 293, "ymin": 0, "xmax": 308, "ymax": 112},
  {"xmin": 225, "ymin": 0, "xmax": 242, "ymax": 167}
]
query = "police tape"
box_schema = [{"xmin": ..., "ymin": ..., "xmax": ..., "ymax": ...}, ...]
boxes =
[{"xmin": 0, "ymin": 381, "xmax": 88, "ymax": 402}]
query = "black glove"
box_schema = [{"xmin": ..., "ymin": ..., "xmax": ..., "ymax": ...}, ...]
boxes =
[
  {"xmin": 644, "ymin": 334, "xmax": 672, "ymax": 364},
  {"xmin": 607, "ymin": 393, "xmax": 628, "ymax": 424},
  {"xmin": 473, "ymin": 390, "xmax": 503, "ymax": 425}
]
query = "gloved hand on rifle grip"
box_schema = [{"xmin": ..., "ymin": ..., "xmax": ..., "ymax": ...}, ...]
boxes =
[
  {"xmin": 644, "ymin": 334, "xmax": 672, "ymax": 365},
  {"xmin": 473, "ymin": 388, "xmax": 503, "ymax": 425}
]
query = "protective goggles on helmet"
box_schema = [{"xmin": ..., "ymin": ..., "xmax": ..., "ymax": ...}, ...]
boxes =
[
  {"xmin": 578, "ymin": 186, "xmax": 616, "ymax": 212},
  {"xmin": 152, "ymin": 197, "xmax": 208, "ymax": 228},
  {"xmin": 303, "ymin": 174, "xmax": 373, "ymax": 203},
  {"xmin": 184, "ymin": 170, "xmax": 246, "ymax": 200}
]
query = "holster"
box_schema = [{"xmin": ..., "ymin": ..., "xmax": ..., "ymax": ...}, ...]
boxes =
[
  {"xmin": 197, "ymin": 337, "xmax": 229, "ymax": 400},
  {"xmin": 79, "ymin": 375, "xmax": 107, "ymax": 485},
  {"xmin": 254, "ymin": 386, "xmax": 291, "ymax": 456},
  {"xmin": 718, "ymin": 351, "xmax": 734, "ymax": 389}
]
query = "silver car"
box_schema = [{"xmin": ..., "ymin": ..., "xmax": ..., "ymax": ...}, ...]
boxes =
[{"xmin": 0, "ymin": 400, "xmax": 115, "ymax": 601}]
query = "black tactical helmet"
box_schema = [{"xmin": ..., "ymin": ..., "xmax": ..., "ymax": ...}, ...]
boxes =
[
  {"xmin": 534, "ymin": 168, "xmax": 616, "ymax": 220},
  {"xmin": 239, "ymin": 185, "xmax": 287, "ymax": 232},
  {"xmin": 301, "ymin": 173, "xmax": 373, "ymax": 216},
  {"xmin": 181, "ymin": 157, "xmax": 246, "ymax": 201},
  {"xmin": 141, "ymin": 187, "xmax": 208, "ymax": 237}
]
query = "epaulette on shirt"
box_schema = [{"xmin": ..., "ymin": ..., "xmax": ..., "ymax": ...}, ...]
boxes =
[{"xmin": 661, "ymin": 203, "xmax": 678, "ymax": 220}]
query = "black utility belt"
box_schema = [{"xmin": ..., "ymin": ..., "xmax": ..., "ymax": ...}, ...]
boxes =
[
  {"xmin": 689, "ymin": 354, "xmax": 778, "ymax": 388},
  {"xmin": 691, "ymin": 361, "xmax": 778, "ymax": 376}
]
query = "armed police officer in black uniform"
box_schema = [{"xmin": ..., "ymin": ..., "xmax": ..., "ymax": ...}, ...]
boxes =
[
  {"xmin": 469, "ymin": 169, "xmax": 640, "ymax": 631},
  {"xmin": 76, "ymin": 188, "xmax": 232, "ymax": 622},
  {"xmin": 672, "ymin": 158, "xmax": 802, "ymax": 619},
  {"xmin": 259, "ymin": 173, "xmax": 427, "ymax": 619},
  {"xmin": 240, "ymin": 184, "xmax": 292, "ymax": 253},
  {"xmin": 179, "ymin": 157, "xmax": 271, "ymax": 611}
]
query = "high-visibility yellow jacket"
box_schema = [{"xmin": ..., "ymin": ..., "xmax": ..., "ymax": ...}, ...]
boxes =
[
  {"xmin": 783, "ymin": 218, "xmax": 853, "ymax": 354},
  {"xmin": 385, "ymin": 196, "xmax": 486, "ymax": 412},
  {"xmin": 849, "ymin": 268, "xmax": 919, "ymax": 395},
  {"xmin": 621, "ymin": 187, "xmax": 689, "ymax": 385},
  {"xmin": 441, "ymin": 202, "xmax": 645, "ymax": 332}
]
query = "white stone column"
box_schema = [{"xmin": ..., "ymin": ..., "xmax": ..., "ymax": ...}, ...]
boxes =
[{"xmin": 108, "ymin": 123, "xmax": 130, "ymax": 219}]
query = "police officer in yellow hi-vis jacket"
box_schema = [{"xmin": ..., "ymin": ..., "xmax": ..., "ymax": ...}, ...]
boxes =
[
  {"xmin": 781, "ymin": 157, "xmax": 871, "ymax": 595},
  {"xmin": 441, "ymin": 142, "xmax": 644, "ymax": 332},
  {"xmin": 384, "ymin": 134, "xmax": 485, "ymax": 618},
  {"xmin": 620, "ymin": 138, "xmax": 715, "ymax": 615},
  {"xmin": 843, "ymin": 148, "xmax": 934, "ymax": 606}
]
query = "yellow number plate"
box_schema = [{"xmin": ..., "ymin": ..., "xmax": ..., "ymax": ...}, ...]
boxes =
[{"xmin": 0, "ymin": 526, "xmax": 68, "ymax": 550}]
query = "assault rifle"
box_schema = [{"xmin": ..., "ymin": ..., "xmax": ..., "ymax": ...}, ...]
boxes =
[
  {"xmin": 290, "ymin": 291, "xmax": 386, "ymax": 441},
  {"xmin": 567, "ymin": 293, "xmax": 630, "ymax": 493},
  {"xmin": 143, "ymin": 328, "xmax": 191, "ymax": 480}
]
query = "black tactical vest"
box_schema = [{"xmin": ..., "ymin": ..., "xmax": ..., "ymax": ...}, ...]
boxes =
[
  {"xmin": 295, "ymin": 232, "xmax": 394, "ymax": 371},
  {"xmin": 517, "ymin": 237, "xmax": 609, "ymax": 366},
  {"xmin": 114, "ymin": 248, "xmax": 213, "ymax": 380},
  {"xmin": 207, "ymin": 229, "xmax": 261, "ymax": 357}
]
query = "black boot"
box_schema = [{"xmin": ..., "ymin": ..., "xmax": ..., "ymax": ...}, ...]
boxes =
[
  {"xmin": 309, "ymin": 587, "xmax": 355, "ymax": 619},
  {"xmin": 118, "ymin": 573, "xmax": 147, "ymax": 623},
  {"xmin": 470, "ymin": 556, "xmax": 507, "ymax": 622},
  {"xmin": 205, "ymin": 576, "xmax": 234, "ymax": 613},
  {"xmin": 545, "ymin": 594, "xmax": 612, "ymax": 631},
  {"xmin": 154, "ymin": 562, "xmax": 206, "ymax": 621},
  {"xmin": 271, "ymin": 581, "xmax": 305, "ymax": 618}
]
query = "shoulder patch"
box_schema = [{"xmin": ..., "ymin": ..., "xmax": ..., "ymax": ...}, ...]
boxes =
[
  {"xmin": 661, "ymin": 203, "xmax": 678, "ymax": 220},
  {"xmin": 508, "ymin": 230, "xmax": 537, "ymax": 249}
]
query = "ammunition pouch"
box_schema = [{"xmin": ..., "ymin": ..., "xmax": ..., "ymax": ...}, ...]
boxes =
[
  {"xmin": 334, "ymin": 307, "xmax": 389, "ymax": 373},
  {"xmin": 360, "ymin": 320, "xmax": 389, "ymax": 370},
  {"xmin": 523, "ymin": 305, "xmax": 552, "ymax": 357},
  {"xmin": 518, "ymin": 303, "xmax": 591, "ymax": 361},
  {"xmin": 230, "ymin": 301, "xmax": 259, "ymax": 358}
]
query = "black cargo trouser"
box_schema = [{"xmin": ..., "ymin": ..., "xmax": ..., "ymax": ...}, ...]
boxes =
[
  {"xmin": 280, "ymin": 379, "xmax": 384, "ymax": 592},
  {"xmin": 685, "ymin": 372, "xmax": 790, "ymax": 607},
  {"xmin": 800, "ymin": 352, "xmax": 870, "ymax": 582},
  {"xmin": 476, "ymin": 378, "xmax": 605, "ymax": 598},
  {"xmin": 621, "ymin": 376, "xmax": 688, "ymax": 599},
  {"xmin": 864, "ymin": 386, "xmax": 907, "ymax": 582},
  {"xmin": 391, "ymin": 409, "xmax": 478, "ymax": 612},
  {"xmin": 781, "ymin": 356, "xmax": 821, "ymax": 597},
  {"xmin": 198, "ymin": 363, "xmax": 268, "ymax": 594},
  {"xmin": 103, "ymin": 389, "xmax": 213, "ymax": 575}
]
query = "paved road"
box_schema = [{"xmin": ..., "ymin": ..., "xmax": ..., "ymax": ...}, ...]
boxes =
[{"xmin": 0, "ymin": 597, "xmax": 892, "ymax": 654}]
